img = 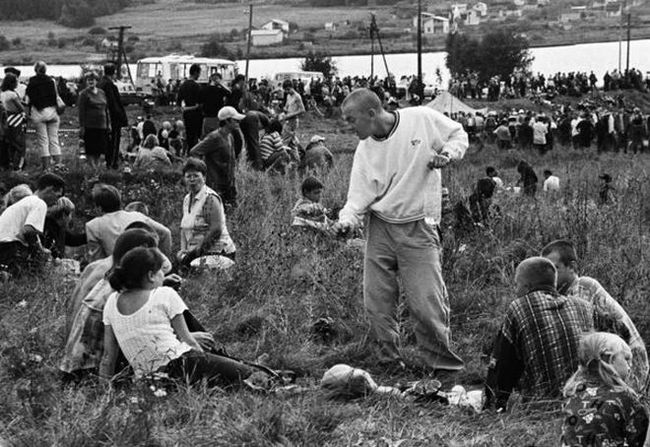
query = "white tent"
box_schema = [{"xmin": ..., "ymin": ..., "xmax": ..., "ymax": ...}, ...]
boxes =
[{"xmin": 426, "ymin": 91, "xmax": 487, "ymax": 115}]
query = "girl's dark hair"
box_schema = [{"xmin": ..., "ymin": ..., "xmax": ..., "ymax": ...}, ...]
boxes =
[
  {"xmin": 1, "ymin": 73, "xmax": 17, "ymax": 92},
  {"xmin": 269, "ymin": 119, "xmax": 283, "ymax": 134},
  {"xmin": 109, "ymin": 247, "xmax": 163, "ymax": 291},
  {"xmin": 112, "ymin": 228, "xmax": 158, "ymax": 263}
]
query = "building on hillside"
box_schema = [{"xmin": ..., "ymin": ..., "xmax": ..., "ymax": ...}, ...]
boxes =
[
  {"xmin": 324, "ymin": 22, "xmax": 338, "ymax": 31},
  {"xmin": 537, "ymin": 0, "xmax": 550, "ymax": 6},
  {"xmin": 466, "ymin": 9, "xmax": 481, "ymax": 24},
  {"xmin": 499, "ymin": 8, "xmax": 523, "ymax": 17},
  {"xmin": 605, "ymin": 2, "xmax": 622, "ymax": 16},
  {"xmin": 413, "ymin": 13, "xmax": 450, "ymax": 34},
  {"xmin": 473, "ymin": 2, "xmax": 488, "ymax": 16},
  {"xmin": 559, "ymin": 11, "xmax": 582, "ymax": 21},
  {"xmin": 261, "ymin": 19, "xmax": 290, "ymax": 35},
  {"xmin": 451, "ymin": 3, "xmax": 468, "ymax": 14},
  {"xmin": 251, "ymin": 29, "xmax": 284, "ymax": 46},
  {"xmin": 513, "ymin": 0, "xmax": 526, "ymax": 6}
]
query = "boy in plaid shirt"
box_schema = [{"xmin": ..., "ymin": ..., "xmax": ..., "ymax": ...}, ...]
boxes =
[{"xmin": 484, "ymin": 257, "xmax": 594, "ymax": 411}]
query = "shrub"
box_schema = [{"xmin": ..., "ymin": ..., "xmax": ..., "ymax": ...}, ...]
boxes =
[
  {"xmin": 200, "ymin": 36, "xmax": 235, "ymax": 59},
  {"xmin": 88, "ymin": 26, "xmax": 107, "ymax": 35},
  {"xmin": 11, "ymin": 37, "xmax": 21, "ymax": 46},
  {"xmin": 0, "ymin": 35, "xmax": 10, "ymax": 51}
]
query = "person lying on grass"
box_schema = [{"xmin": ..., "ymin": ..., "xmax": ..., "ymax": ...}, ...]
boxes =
[
  {"xmin": 561, "ymin": 332, "xmax": 648, "ymax": 447},
  {"xmin": 61, "ymin": 227, "xmax": 209, "ymax": 381},
  {"xmin": 484, "ymin": 257, "xmax": 594, "ymax": 411},
  {"xmin": 542, "ymin": 239, "xmax": 649, "ymax": 392},
  {"xmin": 99, "ymin": 246, "xmax": 252, "ymax": 386}
]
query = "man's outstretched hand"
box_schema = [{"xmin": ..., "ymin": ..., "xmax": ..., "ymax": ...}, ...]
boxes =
[
  {"xmin": 427, "ymin": 152, "xmax": 451, "ymax": 170},
  {"xmin": 330, "ymin": 221, "xmax": 355, "ymax": 238}
]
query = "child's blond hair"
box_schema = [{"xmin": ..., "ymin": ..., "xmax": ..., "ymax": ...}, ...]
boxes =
[{"xmin": 563, "ymin": 332, "xmax": 634, "ymax": 397}]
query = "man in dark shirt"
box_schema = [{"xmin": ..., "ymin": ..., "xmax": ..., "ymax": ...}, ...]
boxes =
[
  {"xmin": 98, "ymin": 63, "xmax": 128, "ymax": 169},
  {"xmin": 201, "ymin": 72, "xmax": 230, "ymax": 137},
  {"xmin": 177, "ymin": 63, "xmax": 203, "ymax": 152},
  {"xmin": 226, "ymin": 74, "xmax": 247, "ymax": 159},
  {"xmin": 189, "ymin": 106, "xmax": 244, "ymax": 209}
]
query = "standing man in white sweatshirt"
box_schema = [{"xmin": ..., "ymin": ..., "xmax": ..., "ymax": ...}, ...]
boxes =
[{"xmin": 333, "ymin": 89, "xmax": 468, "ymax": 372}]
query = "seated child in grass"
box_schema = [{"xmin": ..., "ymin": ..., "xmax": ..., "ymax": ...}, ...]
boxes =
[
  {"xmin": 291, "ymin": 176, "xmax": 333, "ymax": 233},
  {"xmin": 99, "ymin": 246, "xmax": 253, "ymax": 386},
  {"xmin": 561, "ymin": 332, "xmax": 648, "ymax": 447}
]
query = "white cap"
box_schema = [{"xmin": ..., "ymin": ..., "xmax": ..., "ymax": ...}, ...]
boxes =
[
  {"xmin": 310, "ymin": 135, "xmax": 325, "ymax": 144},
  {"xmin": 218, "ymin": 106, "xmax": 245, "ymax": 121}
]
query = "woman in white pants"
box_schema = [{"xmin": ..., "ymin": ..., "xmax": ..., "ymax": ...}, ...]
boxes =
[{"xmin": 25, "ymin": 61, "xmax": 61, "ymax": 170}]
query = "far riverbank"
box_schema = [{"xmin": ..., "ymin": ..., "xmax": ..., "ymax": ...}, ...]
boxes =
[{"xmin": 2, "ymin": 26, "xmax": 650, "ymax": 66}]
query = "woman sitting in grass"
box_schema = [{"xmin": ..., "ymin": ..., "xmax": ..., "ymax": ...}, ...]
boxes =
[
  {"xmin": 177, "ymin": 158, "xmax": 235, "ymax": 270},
  {"xmin": 99, "ymin": 246, "xmax": 252, "ymax": 385},
  {"xmin": 133, "ymin": 134, "xmax": 172, "ymax": 171},
  {"xmin": 561, "ymin": 332, "xmax": 648, "ymax": 447}
]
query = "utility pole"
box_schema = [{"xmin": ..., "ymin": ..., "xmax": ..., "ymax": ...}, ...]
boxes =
[
  {"xmin": 626, "ymin": 12, "xmax": 631, "ymax": 72},
  {"xmin": 618, "ymin": 0, "xmax": 626, "ymax": 72},
  {"xmin": 417, "ymin": 0, "xmax": 423, "ymax": 98},
  {"xmin": 370, "ymin": 23, "xmax": 375, "ymax": 79},
  {"xmin": 369, "ymin": 14, "xmax": 390, "ymax": 79},
  {"xmin": 108, "ymin": 25, "xmax": 132, "ymax": 80},
  {"xmin": 245, "ymin": 4, "xmax": 253, "ymax": 83}
]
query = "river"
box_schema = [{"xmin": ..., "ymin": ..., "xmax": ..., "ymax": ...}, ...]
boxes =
[{"xmin": 3, "ymin": 38, "xmax": 649, "ymax": 87}]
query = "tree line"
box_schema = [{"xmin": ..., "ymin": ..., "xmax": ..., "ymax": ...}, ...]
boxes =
[{"xmin": 0, "ymin": 0, "xmax": 131, "ymax": 27}]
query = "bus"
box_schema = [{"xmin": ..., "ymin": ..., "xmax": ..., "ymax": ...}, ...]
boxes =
[
  {"xmin": 272, "ymin": 71, "xmax": 324, "ymax": 90},
  {"xmin": 135, "ymin": 54, "xmax": 238, "ymax": 95}
]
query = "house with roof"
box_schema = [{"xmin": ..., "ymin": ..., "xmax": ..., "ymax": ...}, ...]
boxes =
[
  {"xmin": 499, "ymin": 8, "xmax": 523, "ymax": 17},
  {"xmin": 559, "ymin": 10, "xmax": 582, "ymax": 22},
  {"xmin": 324, "ymin": 22, "xmax": 338, "ymax": 31},
  {"xmin": 465, "ymin": 9, "xmax": 481, "ymax": 24},
  {"xmin": 473, "ymin": 2, "xmax": 488, "ymax": 16},
  {"xmin": 261, "ymin": 19, "xmax": 290, "ymax": 35},
  {"xmin": 413, "ymin": 12, "xmax": 450, "ymax": 34},
  {"xmin": 251, "ymin": 29, "xmax": 284, "ymax": 46}
]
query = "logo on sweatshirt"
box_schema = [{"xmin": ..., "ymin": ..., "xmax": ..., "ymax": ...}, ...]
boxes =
[{"xmin": 410, "ymin": 139, "xmax": 421, "ymax": 147}]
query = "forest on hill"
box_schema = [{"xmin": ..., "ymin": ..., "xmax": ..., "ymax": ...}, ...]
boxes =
[{"xmin": 0, "ymin": 0, "xmax": 131, "ymax": 27}]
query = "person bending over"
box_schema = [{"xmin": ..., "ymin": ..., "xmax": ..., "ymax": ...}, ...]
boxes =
[
  {"xmin": 0, "ymin": 173, "xmax": 65, "ymax": 276},
  {"xmin": 85, "ymin": 183, "xmax": 172, "ymax": 262}
]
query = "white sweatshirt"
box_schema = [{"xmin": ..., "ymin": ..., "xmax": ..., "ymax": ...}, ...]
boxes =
[{"xmin": 339, "ymin": 107, "xmax": 468, "ymax": 226}]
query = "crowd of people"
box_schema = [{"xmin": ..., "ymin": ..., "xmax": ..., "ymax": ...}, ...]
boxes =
[
  {"xmin": 451, "ymin": 67, "xmax": 650, "ymax": 102},
  {"xmin": 444, "ymin": 103, "xmax": 650, "ymax": 156},
  {"xmin": 2, "ymin": 57, "xmax": 650, "ymax": 444}
]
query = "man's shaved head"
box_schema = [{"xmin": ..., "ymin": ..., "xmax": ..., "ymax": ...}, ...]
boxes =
[
  {"xmin": 515, "ymin": 256, "xmax": 557, "ymax": 297},
  {"xmin": 341, "ymin": 88, "xmax": 383, "ymax": 114},
  {"xmin": 341, "ymin": 88, "xmax": 385, "ymax": 140}
]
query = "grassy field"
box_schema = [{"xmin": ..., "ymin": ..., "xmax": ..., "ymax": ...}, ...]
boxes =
[{"xmin": 2, "ymin": 99, "xmax": 650, "ymax": 445}]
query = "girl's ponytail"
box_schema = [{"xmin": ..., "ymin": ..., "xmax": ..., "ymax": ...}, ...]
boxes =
[
  {"xmin": 563, "ymin": 332, "xmax": 634, "ymax": 398},
  {"xmin": 108, "ymin": 247, "xmax": 164, "ymax": 291}
]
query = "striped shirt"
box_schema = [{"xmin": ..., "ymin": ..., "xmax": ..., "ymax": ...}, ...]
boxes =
[{"xmin": 260, "ymin": 131, "xmax": 283, "ymax": 161}]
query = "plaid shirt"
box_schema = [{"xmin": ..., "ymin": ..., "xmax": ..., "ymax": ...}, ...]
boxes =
[
  {"xmin": 561, "ymin": 276, "xmax": 649, "ymax": 391},
  {"xmin": 493, "ymin": 288, "xmax": 594, "ymax": 402}
]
